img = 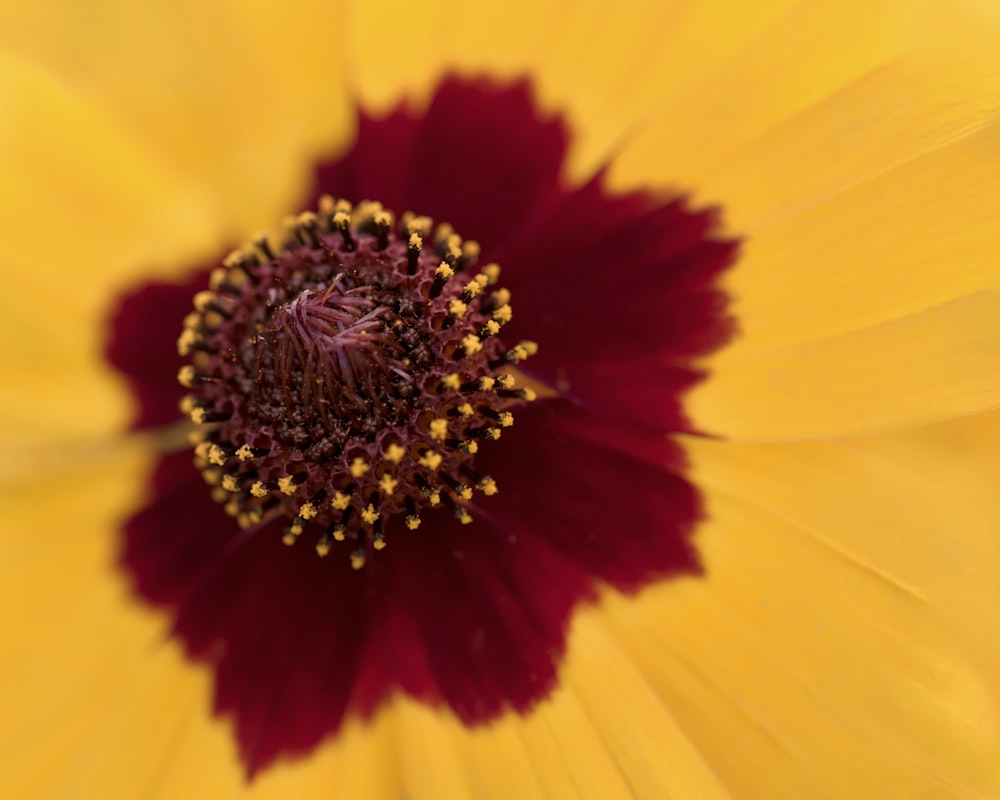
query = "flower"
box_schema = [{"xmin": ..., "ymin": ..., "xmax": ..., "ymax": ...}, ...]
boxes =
[{"xmin": 4, "ymin": 2, "xmax": 1000, "ymax": 798}]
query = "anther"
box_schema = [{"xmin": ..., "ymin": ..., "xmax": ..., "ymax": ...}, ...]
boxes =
[
  {"xmin": 445, "ymin": 438, "xmax": 479, "ymax": 454},
  {"xmin": 407, "ymin": 233, "xmax": 422, "ymax": 275},
  {"xmin": 496, "ymin": 387, "xmax": 538, "ymax": 402},
  {"xmin": 479, "ymin": 407, "xmax": 515, "ymax": 427},
  {"xmin": 439, "ymin": 472, "xmax": 473, "ymax": 501},
  {"xmin": 430, "ymin": 263, "xmax": 453, "ymax": 299},
  {"xmin": 333, "ymin": 210, "xmax": 355, "ymax": 251},
  {"xmin": 254, "ymin": 235, "xmax": 277, "ymax": 263},
  {"xmin": 441, "ymin": 492, "xmax": 473, "ymax": 525}
]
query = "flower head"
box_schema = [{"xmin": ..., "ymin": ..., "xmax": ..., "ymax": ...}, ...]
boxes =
[{"xmin": 4, "ymin": 2, "xmax": 1000, "ymax": 798}]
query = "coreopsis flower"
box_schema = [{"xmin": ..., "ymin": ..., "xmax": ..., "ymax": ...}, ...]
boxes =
[{"xmin": 3, "ymin": 2, "xmax": 1000, "ymax": 798}]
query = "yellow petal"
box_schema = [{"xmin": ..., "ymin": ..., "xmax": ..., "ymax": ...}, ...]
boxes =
[
  {"xmin": 343, "ymin": 0, "xmax": 711, "ymax": 181},
  {"xmin": 0, "ymin": 446, "xmax": 401, "ymax": 799},
  {"xmin": 606, "ymin": 3, "xmax": 1000, "ymax": 438},
  {"xmin": 1, "ymin": 440, "xmax": 728, "ymax": 799},
  {"xmin": 599, "ymin": 431, "xmax": 1000, "ymax": 798},
  {"xmin": 0, "ymin": 0, "xmax": 355, "ymax": 238},
  {"xmin": 389, "ymin": 613, "xmax": 732, "ymax": 800},
  {"xmin": 0, "ymin": 49, "xmax": 224, "ymax": 444},
  {"xmin": 689, "ymin": 291, "xmax": 1000, "ymax": 441}
]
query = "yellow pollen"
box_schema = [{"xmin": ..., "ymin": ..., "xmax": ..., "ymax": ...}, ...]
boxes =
[
  {"xmin": 361, "ymin": 504, "xmax": 380, "ymax": 524},
  {"xmin": 482, "ymin": 263, "xmax": 501, "ymax": 284},
  {"xmin": 223, "ymin": 248, "xmax": 247, "ymax": 268},
  {"xmin": 486, "ymin": 428, "xmax": 501, "ymax": 440},
  {"xmin": 456, "ymin": 508, "xmax": 473, "ymax": 525},
  {"xmin": 236, "ymin": 444, "xmax": 254, "ymax": 461},
  {"xmin": 278, "ymin": 475, "xmax": 299, "ymax": 495},
  {"xmin": 406, "ymin": 214, "xmax": 432, "ymax": 236},
  {"xmin": 221, "ymin": 474, "xmax": 239, "ymax": 492},
  {"xmin": 351, "ymin": 551, "xmax": 366, "ymax": 570},
  {"xmin": 429, "ymin": 418, "xmax": 449, "ymax": 441},
  {"xmin": 448, "ymin": 298, "xmax": 468, "ymax": 317},
  {"xmin": 428, "ymin": 491, "xmax": 441, "ymax": 507},
  {"xmin": 419, "ymin": 450, "xmax": 443, "ymax": 470},
  {"xmin": 333, "ymin": 210, "xmax": 351, "ymax": 229},
  {"xmin": 316, "ymin": 541, "xmax": 332, "ymax": 557},
  {"xmin": 384, "ymin": 443, "xmax": 406, "ymax": 464},
  {"xmin": 201, "ymin": 469, "xmax": 221, "ymax": 487},
  {"xmin": 193, "ymin": 291, "xmax": 216, "ymax": 312},
  {"xmin": 523, "ymin": 388, "xmax": 538, "ymax": 402},
  {"xmin": 194, "ymin": 441, "xmax": 211, "ymax": 461},
  {"xmin": 189, "ymin": 407, "xmax": 209, "ymax": 424},
  {"xmin": 177, "ymin": 329, "xmax": 198, "ymax": 357},
  {"xmin": 462, "ymin": 335, "xmax": 482, "ymax": 355},
  {"xmin": 446, "ymin": 241, "xmax": 463, "ymax": 262},
  {"xmin": 441, "ymin": 373, "xmax": 461, "ymax": 391},
  {"xmin": 509, "ymin": 345, "xmax": 528, "ymax": 362},
  {"xmin": 208, "ymin": 445, "xmax": 227, "ymax": 466},
  {"xmin": 464, "ymin": 440, "xmax": 479, "ymax": 454},
  {"xmin": 224, "ymin": 499, "xmax": 241, "ymax": 517},
  {"xmin": 463, "ymin": 241, "xmax": 481, "ymax": 261},
  {"xmin": 251, "ymin": 481, "xmax": 270, "ymax": 498},
  {"xmin": 332, "ymin": 525, "xmax": 347, "ymax": 542},
  {"xmin": 458, "ymin": 486, "xmax": 473, "ymax": 501},
  {"xmin": 462, "ymin": 280, "xmax": 481, "ymax": 298},
  {"xmin": 406, "ymin": 515, "xmax": 422, "ymax": 530},
  {"xmin": 435, "ymin": 263, "xmax": 454, "ymax": 280},
  {"xmin": 409, "ymin": 232, "xmax": 423, "ymax": 250},
  {"xmin": 179, "ymin": 395, "xmax": 197, "ymax": 415},
  {"xmin": 350, "ymin": 457, "xmax": 370, "ymax": 478},
  {"xmin": 496, "ymin": 374, "xmax": 515, "ymax": 389},
  {"xmin": 521, "ymin": 340, "xmax": 539, "ymax": 356},
  {"xmin": 479, "ymin": 477, "xmax": 499, "ymax": 496},
  {"xmin": 373, "ymin": 535, "xmax": 388, "ymax": 551},
  {"xmin": 177, "ymin": 365, "xmax": 197, "ymax": 388},
  {"xmin": 299, "ymin": 502, "xmax": 318, "ymax": 520},
  {"xmin": 479, "ymin": 376, "xmax": 496, "ymax": 391},
  {"xmin": 379, "ymin": 474, "xmax": 399, "ymax": 494},
  {"xmin": 211, "ymin": 486, "xmax": 229, "ymax": 503},
  {"xmin": 483, "ymin": 320, "xmax": 501, "ymax": 336},
  {"xmin": 494, "ymin": 307, "xmax": 514, "ymax": 327},
  {"xmin": 331, "ymin": 491, "xmax": 351, "ymax": 510},
  {"xmin": 498, "ymin": 411, "xmax": 514, "ymax": 427},
  {"xmin": 474, "ymin": 274, "xmax": 488, "ymax": 288},
  {"xmin": 457, "ymin": 403, "xmax": 474, "ymax": 417}
]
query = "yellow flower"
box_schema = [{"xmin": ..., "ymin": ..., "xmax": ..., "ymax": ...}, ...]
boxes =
[{"xmin": 4, "ymin": 1, "xmax": 1000, "ymax": 798}]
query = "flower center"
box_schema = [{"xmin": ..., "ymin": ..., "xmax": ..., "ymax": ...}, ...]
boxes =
[{"xmin": 177, "ymin": 197, "xmax": 537, "ymax": 567}]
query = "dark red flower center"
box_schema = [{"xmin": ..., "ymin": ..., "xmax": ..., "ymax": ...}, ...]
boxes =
[
  {"xmin": 107, "ymin": 76, "xmax": 739, "ymax": 778},
  {"xmin": 179, "ymin": 199, "xmax": 535, "ymax": 565}
]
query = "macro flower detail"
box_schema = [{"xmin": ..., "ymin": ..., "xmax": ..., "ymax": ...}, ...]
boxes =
[
  {"xmin": 179, "ymin": 197, "xmax": 535, "ymax": 563},
  {"xmin": 108, "ymin": 77, "xmax": 737, "ymax": 774},
  {"xmin": 8, "ymin": 4, "xmax": 1000, "ymax": 798}
]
